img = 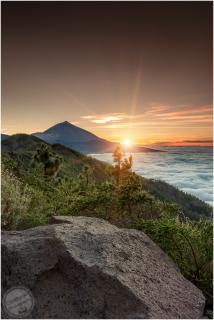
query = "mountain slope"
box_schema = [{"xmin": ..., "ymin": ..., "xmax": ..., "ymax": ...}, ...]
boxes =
[
  {"xmin": 2, "ymin": 134, "xmax": 43, "ymax": 152},
  {"xmin": 33, "ymin": 121, "xmax": 115, "ymax": 153},
  {"xmin": 34, "ymin": 121, "xmax": 101, "ymax": 143},
  {"xmin": 1, "ymin": 134, "xmax": 9, "ymax": 141},
  {"xmin": 2, "ymin": 134, "xmax": 212, "ymax": 219},
  {"xmin": 141, "ymin": 177, "xmax": 212, "ymax": 219},
  {"xmin": 33, "ymin": 121, "xmax": 162, "ymax": 154},
  {"xmin": 1, "ymin": 134, "xmax": 109, "ymax": 181}
]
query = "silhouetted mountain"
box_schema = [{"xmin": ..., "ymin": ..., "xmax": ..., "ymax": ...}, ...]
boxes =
[
  {"xmin": 1, "ymin": 134, "xmax": 9, "ymax": 141},
  {"xmin": 33, "ymin": 121, "xmax": 162, "ymax": 154}
]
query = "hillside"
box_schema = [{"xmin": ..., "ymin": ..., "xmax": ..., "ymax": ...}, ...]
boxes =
[
  {"xmin": 2, "ymin": 134, "xmax": 212, "ymax": 219},
  {"xmin": 141, "ymin": 177, "xmax": 212, "ymax": 219},
  {"xmin": 1, "ymin": 134, "xmax": 10, "ymax": 141},
  {"xmin": 33, "ymin": 121, "xmax": 163, "ymax": 154},
  {"xmin": 1, "ymin": 134, "xmax": 109, "ymax": 181}
]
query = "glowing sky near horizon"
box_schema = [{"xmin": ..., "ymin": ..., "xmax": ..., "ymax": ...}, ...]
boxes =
[{"xmin": 2, "ymin": 2, "xmax": 213, "ymax": 146}]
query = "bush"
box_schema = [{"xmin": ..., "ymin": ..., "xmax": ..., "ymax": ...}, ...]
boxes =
[
  {"xmin": 134, "ymin": 216, "xmax": 213, "ymax": 303},
  {"xmin": 1, "ymin": 168, "xmax": 51, "ymax": 229}
]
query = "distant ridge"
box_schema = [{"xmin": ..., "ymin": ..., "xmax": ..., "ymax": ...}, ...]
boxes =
[
  {"xmin": 33, "ymin": 121, "xmax": 163, "ymax": 154},
  {"xmin": 1, "ymin": 134, "xmax": 10, "ymax": 141}
]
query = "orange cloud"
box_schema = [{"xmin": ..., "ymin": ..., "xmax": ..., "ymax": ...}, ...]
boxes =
[
  {"xmin": 149, "ymin": 139, "xmax": 213, "ymax": 147},
  {"xmin": 82, "ymin": 113, "xmax": 124, "ymax": 123},
  {"xmin": 157, "ymin": 106, "xmax": 212, "ymax": 118},
  {"xmin": 81, "ymin": 104, "xmax": 212, "ymax": 131},
  {"xmin": 149, "ymin": 104, "xmax": 212, "ymax": 116},
  {"xmin": 82, "ymin": 113, "xmax": 145, "ymax": 124}
]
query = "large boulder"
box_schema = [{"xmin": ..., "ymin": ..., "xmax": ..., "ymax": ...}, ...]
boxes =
[{"xmin": 2, "ymin": 216, "xmax": 205, "ymax": 319}]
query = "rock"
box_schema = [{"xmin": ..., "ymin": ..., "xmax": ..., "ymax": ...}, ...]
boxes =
[{"xmin": 2, "ymin": 216, "xmax": 205, "ymax": 319}]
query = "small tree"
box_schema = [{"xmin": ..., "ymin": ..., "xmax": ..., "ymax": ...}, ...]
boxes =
[
  {"xmin": 112, "ymin": 146, "xmax": 132, "ymax": 186},
  {"xmin": 32, "ymin": 144, "xmax": 62, "ymax": 178},
  {"xmin": 111, "ymin": 146, "xmax": 133, "ymax": 221},
  {"xmin": 112, "ymin": 146, "xmax": 160, "ymax": 222},
  {"xmin": 79, "ymin": 165, "xmax": 94, "ymax": 186}
]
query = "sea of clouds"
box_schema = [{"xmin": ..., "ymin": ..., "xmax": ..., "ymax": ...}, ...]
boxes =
[{"xmin": 90, "ymin": 147, "xmax": 213, "ymax": 205}]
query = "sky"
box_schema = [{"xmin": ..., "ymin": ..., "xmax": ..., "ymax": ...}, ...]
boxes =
[{"xmin": 2, "ymin": 1, "xmax": 213, "ymax": 146}]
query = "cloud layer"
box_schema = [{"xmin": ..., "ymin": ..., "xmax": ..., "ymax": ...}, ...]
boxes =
[{"xmin": 90, "ymin": 146, "xmax": 213, "ymax": 205}]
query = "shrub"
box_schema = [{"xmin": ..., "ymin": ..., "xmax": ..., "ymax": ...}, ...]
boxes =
[
  {"xmin": 134, "ymin": 216, "xmax": 213, "ymax": 302},
  {"xmin": 1, "ymin": 168, "xmax": 51, "ymax": 229}
]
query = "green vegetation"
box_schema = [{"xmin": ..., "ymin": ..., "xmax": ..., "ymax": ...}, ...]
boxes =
[
  {"xmin": 2, "ymin": 168, "xmax": 51, "ymax": 229},
  {"xmin": 140, "ymin": 177, "xmax": 212, "ymax": 220},
  {"xmin": 2, "ymin": 134, "xmax": 211, "ymax": 219},
  {"xmin": 1, "ymin": 135, "xmax": 212, "ymax": 304},
  {"xmin": 1, "ymin": 143, "xmax": 181, "ymax": 229},
  {"xmin": 32, "ymin": 143, "xmax": 63, "ymax": 178},
  {"xmin": 134, "ymin": 217, "xmax": 213, "ymax": 305}
]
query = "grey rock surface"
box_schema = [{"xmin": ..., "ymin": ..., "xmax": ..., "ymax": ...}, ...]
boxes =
[{"xmin": 2, "ymin": 216, "xmax": 205, "ymax": 319}]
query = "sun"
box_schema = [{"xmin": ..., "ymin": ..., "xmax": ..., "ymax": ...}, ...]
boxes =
[{"xmin": 122, "ymin": 139, "xmax": 132, "ymax": 147}]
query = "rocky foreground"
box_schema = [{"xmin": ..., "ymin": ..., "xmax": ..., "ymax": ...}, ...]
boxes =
[{"xmin": 2, "ymin": 216, "xmax": 205, "ymax": 319}]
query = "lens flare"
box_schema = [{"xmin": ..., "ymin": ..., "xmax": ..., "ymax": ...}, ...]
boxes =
[{"xmin": 122, "ymin": 139, "xmax": 132, "ymax": 147}]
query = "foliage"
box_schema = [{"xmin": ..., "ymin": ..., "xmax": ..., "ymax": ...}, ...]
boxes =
[
  {"xmin": 32, "ymin": 143, "xmax": 63, "ymax": 178},
  {"xmin": 141, "ymin": 177, "xmax": 212, "ymax": 219},
  {"xmin": 1, "ymin": 168, "xmax": 51, "ymax": 230},
  {"xmin": 2, "ymin": 153, "xmax": 17, "ymax": 172},
  {"xmin": 134, "ymin": 216, "xmax": 213, "ymax": 303},
  {"xmin": 112, "ymin": 146, "xmax": 132, "ymax": 186},
  {"xmin": 2, "ymin": 148, "xmax": 167, "ymax": 228}
]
